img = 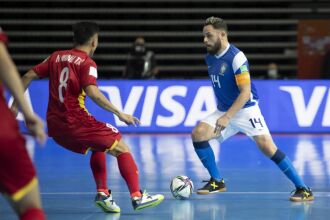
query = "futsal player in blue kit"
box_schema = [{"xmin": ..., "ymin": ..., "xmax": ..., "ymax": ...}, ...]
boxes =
[{"xmin": 192, "ymin": 17, "xmax": 314, "ymax": 202}]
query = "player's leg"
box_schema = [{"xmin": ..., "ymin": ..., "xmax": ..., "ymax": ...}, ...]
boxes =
[
  {"xmin": 253, "ymin": 134, "xmax": 314, "ymax": 201},
  {"xmin": 192, "ymin": 110, "xmax": 237, "ymax": 194},
  {"xmin": 108, "ymin": 139, "xmax": 164, "ymax": 211},
  {"xmin": 107, "ymin": 139, "xmax": 140, "ymax": 198},
  {"xmin": 192, "ymin": 122, "xmax": 222, "ymax": 183},
  {"xmin": 51, "ymin": 135, "xmax": 121, "ymax": 213},
  {"xmin": 235, "ymin": 105, "xmax": 314, "ymax": 202},
  {"xmin": 89, "ymin": 151, "xmax": 121, "ymax": 213},
  {"xmin": 7, "ymin": 184, "xmax": 46, "ymax": 220},
  {"xmin": 90, "ymin": 151, "xmax": 108, "ymax": 194},
  {"xmin": 0, "ymin": 136, "xmax": 46, "ymax": 220}
]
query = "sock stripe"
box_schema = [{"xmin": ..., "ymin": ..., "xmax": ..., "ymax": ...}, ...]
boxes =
[
  {"xmin": 271, "ymin": 149, "xmax": 286, "ymax": 164},
  {"xmin": 193, "ymin": 141, "xmax": 211, "ymax": 149}
]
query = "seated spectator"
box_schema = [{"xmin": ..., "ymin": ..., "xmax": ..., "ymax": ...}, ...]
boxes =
[
  {"xmin": 123, "ymin": 37, "xmax": 159, "ymax": 79},
  {"xmin": 267, "ymin": 62, "xmax": 280, "ymax": 79}
]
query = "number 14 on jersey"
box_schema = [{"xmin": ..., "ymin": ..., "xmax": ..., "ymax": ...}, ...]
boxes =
[{"xmin": 211, "ymin": 75, "xmax": 221, "ymax": 88}]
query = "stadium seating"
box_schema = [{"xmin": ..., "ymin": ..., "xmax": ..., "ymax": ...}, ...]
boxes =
[{"xmin": 1, "ymin": 0, "xmax": 329, "ymax": 78}]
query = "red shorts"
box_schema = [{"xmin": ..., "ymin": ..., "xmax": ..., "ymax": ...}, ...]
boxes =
[
  {"xmin": 50, "ymin": 117, "xmax": 122, "ymax": 154},
  {"xmin": 0, "ymin": 123, "xmax": 37, "ymax": 202}
]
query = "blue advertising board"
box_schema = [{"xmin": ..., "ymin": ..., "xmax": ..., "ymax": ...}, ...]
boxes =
[{"xmin": 7, "ymin": 80, "xmax": 330, "ymax": 133}]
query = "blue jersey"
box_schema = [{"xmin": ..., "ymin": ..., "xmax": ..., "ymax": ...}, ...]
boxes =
[{"xmin": 205, "ymin": 44, "xmax": 259, "ymax": 111}]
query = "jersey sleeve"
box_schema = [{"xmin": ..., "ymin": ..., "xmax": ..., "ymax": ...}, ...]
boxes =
[
  {"xmin": 80, "ymin": 60, "xmax": 98, "ymax": 88},
  {"xmin": 232, "ymin": 51, "xmax": 251, "ymax": 86},
  {"xmin": 32, "ymin": 57, "xmax": 50, "ymax": 78}
]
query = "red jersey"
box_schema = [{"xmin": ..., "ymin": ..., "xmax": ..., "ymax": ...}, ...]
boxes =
[
  {"xmin": 0, "ymin": 27, "xmax": 37, "ymax": 200},
  {"xmin": 0, "ymin": 27, "xmax": 19, "ymax": 140},
  {"xmin": 33, "ymin": 49, "xmax": 98, "ymax": 137}
]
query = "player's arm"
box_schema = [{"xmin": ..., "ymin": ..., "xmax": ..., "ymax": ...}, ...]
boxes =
[
  {"xmin": 10, "ymin": 69, "xmax": 39, "ymax": 115},
  {"xmin": 21, "ymin": 69, "xmax": 39, "ymax": 89},
  {"xmin": 226, "ymin": 73, "xmax": 251, "ymax": 118},
  {"xmin": 85, "ymin": 85, "xmax": 140, "ymax": 126},
  {"xmin": 11, "ymin": 57, "xmax": 49, "ymax": 115},
  {"xmin": 214, "ymin": 72, "xmax": 251, "ymax": 135},
  {"xmin": 0, "ymin": 42, "xmax": 46, "ymax": 143}
]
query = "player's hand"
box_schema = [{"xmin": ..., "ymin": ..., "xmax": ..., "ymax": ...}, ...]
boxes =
[
  {"xmin": 118, "ymin": 112, "xmax": 141, "ymax": 127},
  {"xmin": 214, "ymin": 114, "xmax": 230, "ymax": 136},
  {"xmin": 10, "ymin": 102, "xmax": 19, "ymax": 117},
  {"xmin": 24, "ymin": 113, "xmax": 47, "ymax": 145}
]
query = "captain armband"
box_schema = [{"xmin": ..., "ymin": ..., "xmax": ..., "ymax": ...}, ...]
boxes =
[{"xmin": 235, "ymin": 72, "xmax": 251, "ymax": 86}]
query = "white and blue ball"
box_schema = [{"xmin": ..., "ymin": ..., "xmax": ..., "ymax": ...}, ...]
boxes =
[{"xmin": 170, "ymin": 175, "xmax": 194, "ymax": 199}]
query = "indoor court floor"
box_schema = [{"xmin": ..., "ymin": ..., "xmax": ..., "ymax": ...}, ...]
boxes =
[{"xmin": 1, "ymin": 133, "xmax": 329, "ymax": 220}]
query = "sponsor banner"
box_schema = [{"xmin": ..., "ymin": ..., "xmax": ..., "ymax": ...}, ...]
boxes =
[{"xmin": 6, "ymin": 80, "xmax": 330, "ymax": 133}]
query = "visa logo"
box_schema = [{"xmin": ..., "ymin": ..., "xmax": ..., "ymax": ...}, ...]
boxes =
[
  {"xmin": 99, "ymin": 85, "xmax": 217, "ymax": 127},
  {"xmin": 280, "ymin": 86, "xmax": 330, "ymax": 127}
]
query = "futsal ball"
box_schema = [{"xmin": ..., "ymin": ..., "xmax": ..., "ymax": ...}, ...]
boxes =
[{"xmin": 170, "ymin": 175, "xmax": 194, "ymax": 199}]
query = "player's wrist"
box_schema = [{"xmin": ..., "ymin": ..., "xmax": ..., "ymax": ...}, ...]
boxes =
[{"xmin": 223, "ymin": 114, "xmax": 231, "ymax": 120}]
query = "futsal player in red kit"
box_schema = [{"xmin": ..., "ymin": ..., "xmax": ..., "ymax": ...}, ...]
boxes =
[
  {"xmin": 0, "ymin": 27, "xmax": 47, "ymax": 219},
  {"xmin": 13, "ymin": 22, "xmax": 164, "ymax": 212}
]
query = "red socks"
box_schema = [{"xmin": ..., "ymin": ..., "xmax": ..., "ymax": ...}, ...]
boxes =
[
  {"xmin": 20, "ymin": 208, "xmax": 46, "ymax": 220},
  {"xmin": 91, "ymin": 151, "xmax": 141, "ymax": 197},
  {"xmin": 90, "ymin": 151, "xmax": 108, "ymax": 194},
  {"xmin": 117, "ymin": 152, "xmax": 141, "ymax": 197}
]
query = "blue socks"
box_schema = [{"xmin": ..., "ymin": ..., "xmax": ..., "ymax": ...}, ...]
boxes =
[
  {"xmin": 271, "ymin": 149, "xmax": 307, "ymax": 189},
  {"xmin": 194, "ymin": 142, "xmax": 306, "ymax": 188},
  {"xmin": 193, "ymin": 141, "xmax": 221, "ymax": 181}
]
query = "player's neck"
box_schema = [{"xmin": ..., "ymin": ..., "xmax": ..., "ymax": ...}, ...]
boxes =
[
  {"xmin": 217, "ymin": 41, "xmax": 229, "ymax": 55},
  {"xmin": 74, "ymin": 45, "xmax": 92, "ymax": 56}
]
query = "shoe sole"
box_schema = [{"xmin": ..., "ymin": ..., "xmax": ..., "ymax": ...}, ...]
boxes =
[
  {"xmin": 197, "ymin": 188, "xmax": 227, "ymax": 195},
  {"xmin": 95, "ymin": 201, "xmax": 121, "ymax": 213},
  {"xmin": 290, "ymin": 196, "xmax": 314, "ymax": 202},
  {"xmin": 134, "ymin": 196, "xmax": 165, "ymax": 211}
]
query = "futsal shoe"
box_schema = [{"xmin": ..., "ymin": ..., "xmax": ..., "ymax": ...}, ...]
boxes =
[
  {"xmin": 290, "ymin": 187, "xmax": 314, "ymax": 202},
  {"xmin": 95, "ymin": 190, "xmax": 121, "ymax": 213},
  {"xmin": 197, "ymin": 178, "xmax": 226, "ymax": 195},
  {"xmin": 132, "ymin": 190, "xmax": 164, "ymax": 211}
]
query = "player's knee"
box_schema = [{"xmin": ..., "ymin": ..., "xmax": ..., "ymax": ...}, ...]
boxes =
[
  {"xmin": 192, "ymin": 125, "xmax": 207, "ymax": 141},
  {"xmin": 108, "ymin": 140, "xmax": 130, "ymax": 157},
  {"xmin": 255, "ymin": 135, "xmax": 276, "ymax": 157},
  {"xmin": 256, "ymin": 136, "xmax": 268, "ymax": 148}
]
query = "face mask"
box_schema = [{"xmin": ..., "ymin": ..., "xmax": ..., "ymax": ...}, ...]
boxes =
[
  {"xmin": 134, "ymin": 44, "xmax": 145, "ymax": 53},
  {"xmin": 268, "ymin": 69, "xmax": 278, "ymax": 79}
]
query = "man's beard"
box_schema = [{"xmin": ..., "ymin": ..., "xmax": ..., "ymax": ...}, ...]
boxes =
[{"xmin": 206, "ymin": 39, "xmax": 221, "ymax": 55}]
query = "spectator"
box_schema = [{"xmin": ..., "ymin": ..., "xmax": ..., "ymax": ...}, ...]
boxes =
[
  {"xmin": 267, "ymin": 62, "xmax": 280, "ymax": 79},
  {"xmin": 123, "ymin": 37, "xmax": 159, "ymax": 79}
]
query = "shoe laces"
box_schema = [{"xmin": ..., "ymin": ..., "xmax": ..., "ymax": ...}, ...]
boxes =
[
  {"xmin": 141, "ymin": 190, "xmax": 152, "ymax": 199},
  {"xmin": 100, "ymin": 192, "xmax": 115, "ymax": 205},
  {"xmin": 133, "ymin": 190, "xmax": 151, "ymax": 202},
  {"xmin": 108, "ymin": 190, "xmax": 116, "ymax": 204}
]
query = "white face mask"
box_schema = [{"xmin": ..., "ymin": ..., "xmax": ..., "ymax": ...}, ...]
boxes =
[
  {"xmin": 268, "ymin": 69, "xmax": 278, "ymax": 79},
  {"xmin": 135, "ymin": 44, "xmax": 145, "ymax": 53}
]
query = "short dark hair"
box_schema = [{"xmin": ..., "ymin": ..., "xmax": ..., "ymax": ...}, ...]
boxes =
[
  {"xmin": 72, "ymin": 21, "xmax": 99, "ymax": 45},
  {"xmin": 204, "ymin": 17, "xmax": 228, "ymax": 32}
]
